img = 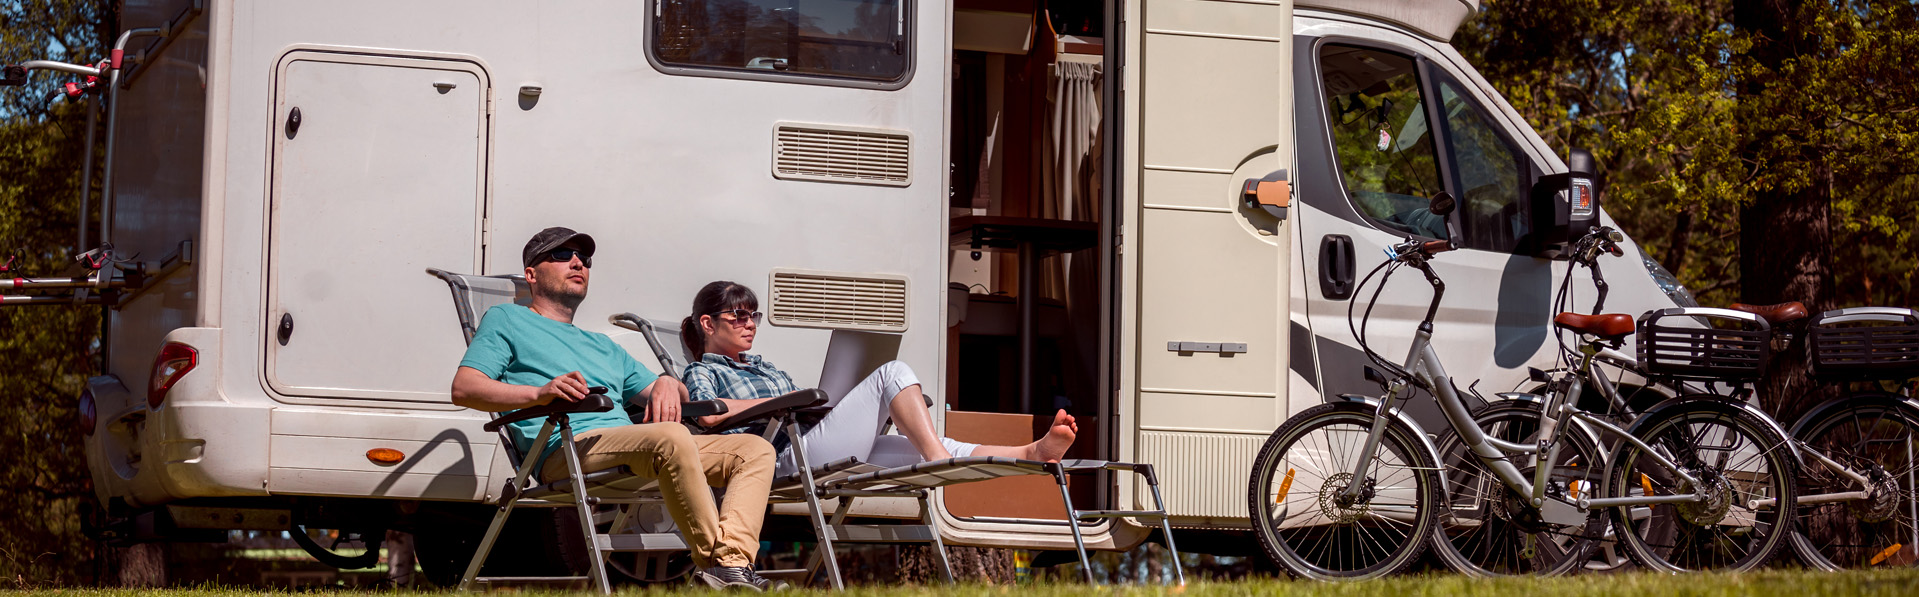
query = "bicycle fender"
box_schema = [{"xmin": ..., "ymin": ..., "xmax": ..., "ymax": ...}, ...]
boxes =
[
  {"xmin": 1335, "ymin": 395, "xmax": 1451, "ymax": 497},
  {"xmin": 1787, "ymin": 391, "xmax": 1919, "ymax": 438},
  {"xmin": 1630, "ymin": 394, "xmax": 1805, "ymax": 468}
]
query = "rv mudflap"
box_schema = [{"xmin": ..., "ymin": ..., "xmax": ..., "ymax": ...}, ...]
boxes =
[{"xmin": 1333, "ymin": 394, "xmax": 1451, "ymax": 498}]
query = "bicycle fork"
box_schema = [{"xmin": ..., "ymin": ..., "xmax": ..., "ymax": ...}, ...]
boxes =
[{"xmin": 1338, "ymin": 378, "xmax": 1412, "ymax": 505}]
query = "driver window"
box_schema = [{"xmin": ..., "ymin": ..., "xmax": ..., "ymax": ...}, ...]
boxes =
[
  {"xmin": 1318, "ymin": 45, "xmax": 1446, "ymax": 240},
  {"xmin": 1437, "ymin": 78, "xmax": 1529, "ymax": 252}
]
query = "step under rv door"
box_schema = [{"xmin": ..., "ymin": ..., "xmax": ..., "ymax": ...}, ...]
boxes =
[{"xmin": 265, "ymin": 51, "xmax": 489, "ymax": 402}]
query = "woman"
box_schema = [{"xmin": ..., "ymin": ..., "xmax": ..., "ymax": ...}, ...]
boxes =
[{"xmin": 679, "ymin": 281, "xmax": 1077, "ymax": 475}]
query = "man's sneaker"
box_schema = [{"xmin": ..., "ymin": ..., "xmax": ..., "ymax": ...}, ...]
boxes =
[
  {"xmin": 692, "ymin": 566, "xmax": 762, "ymax": 591},
  {"xmin": 743, "ymin": 569, "xmax": 791, "ymax": 592}
]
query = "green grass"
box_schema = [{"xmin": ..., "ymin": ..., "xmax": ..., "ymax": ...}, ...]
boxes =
[{"xmin": 11, "ymin": 569, "xmax": 1919, "ymax": 597}]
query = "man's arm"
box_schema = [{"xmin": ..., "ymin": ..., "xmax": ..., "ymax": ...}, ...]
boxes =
[{"xmin": 452, "ymin": 366, "xmax": 591, "ymax": 412}]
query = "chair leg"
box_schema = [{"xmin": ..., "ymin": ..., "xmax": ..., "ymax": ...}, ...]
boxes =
[
  {"xmin": 1143, "ymin": 466, "xmax": 1185, "ymax": 586},
  {"xmin": 917, "ymin": 490, "xmax": 956, "ymax": 583},
  {"xmin": 788, "ymin": 418, "xmax": 845, "ymax": 590},
  {"xmin": 456, "ymin": 499, "xmax": 517, "ymax": 591},
  {"xmin": 1048, "ymin": 463, "xmax": 1096, "ymax": 584},
  {"xmin": 560, "ymin": 424, "xmax": 612, "ymax": 594}
]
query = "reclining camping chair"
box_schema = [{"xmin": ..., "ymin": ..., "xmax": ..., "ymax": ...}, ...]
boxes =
[
  {"xmin": 428, "ymin": 269, "xmax": 824, "ymax": 592},
  {"xmin": 610, "ymin": 312, "xmax": 1185, "ymax": 588}
]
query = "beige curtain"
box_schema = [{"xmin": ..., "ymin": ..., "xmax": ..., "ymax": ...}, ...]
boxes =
[{"xmin": 1040, "ymin": 59, "xmax": 1102, "ymax": 301}]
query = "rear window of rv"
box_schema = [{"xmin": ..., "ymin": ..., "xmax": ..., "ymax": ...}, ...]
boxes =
[{"xmin": 652, "ymin": 0, "xmax": 909, "ymax": 83}]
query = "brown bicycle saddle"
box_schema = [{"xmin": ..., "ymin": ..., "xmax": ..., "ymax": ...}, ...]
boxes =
[
  {"xmin": 1728, "ymin": 302, "xmax": 1808, "ymax": 325},
  {"xmin": 1552, "ymin": 312, "xmax": 1636, "ymax": 340}
]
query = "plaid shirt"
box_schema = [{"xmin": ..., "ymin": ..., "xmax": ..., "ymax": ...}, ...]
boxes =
[{"xmin": 683, "ymin": 352, "xmax": 799, "ymax": 435}]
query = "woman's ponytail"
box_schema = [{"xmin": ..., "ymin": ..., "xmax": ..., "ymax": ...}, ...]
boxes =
[{"xmin": 679, "ymin": 315, "xmax": 704, "ymax": 365}]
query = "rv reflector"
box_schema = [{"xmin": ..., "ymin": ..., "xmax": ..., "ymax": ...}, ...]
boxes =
[
  {"xmin": 366, "ymin": 448, "xmax": 405, "ymax": 465},
  {"xmin": 1569, "ymin": 480, "xmax": 1581, "ymax": 500},
  {"xmin": 1640, "ymin": 473, "xmax": 1655, "ymax": 496},
  {"xmin": 1275, "ymin": 468, "xmax": 1296, "ymax": 504},
  {"xmin": 1870, "ymin": 543, "xmax": 1903, "ymax": 566}
]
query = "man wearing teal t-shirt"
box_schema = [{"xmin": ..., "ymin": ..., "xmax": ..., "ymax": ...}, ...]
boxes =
[{"xmin": 452, "ymin": 227, "xmax": 778, "ymax": 591}]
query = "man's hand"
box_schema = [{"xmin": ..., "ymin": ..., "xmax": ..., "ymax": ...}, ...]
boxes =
[
  {"xmin": 643, "ymin": 376, "xmax": 688, "ymax": 423},
  {"xmin": 537, "ymin": 371, "xmax": 592, "ymax": 405}
]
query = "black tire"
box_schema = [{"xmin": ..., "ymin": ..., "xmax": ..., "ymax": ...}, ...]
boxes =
[
  {"xmin": 1248, "ymin": 403, "xmax": 1439, "ymax": 580},
  {"xmin": 1788, "ymin": 394, "xmax": 1919, "ymax": 570},
  {"xmin": 1604, "ymin": 401, "xmax": 1797, "ymax": 572},
  {"xmin": 1430, "ymin": 400, "xmax": 1606, "ymax": 576}
]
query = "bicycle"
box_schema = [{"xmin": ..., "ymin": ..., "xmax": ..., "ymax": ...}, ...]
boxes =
[
  {"xmin": 1498, "ymin": 227, "xmax": 1916, "ymax": 573},
  {"xmin": 1248, "ymin": 221, "xmax": 1799, "ymax": 580}
]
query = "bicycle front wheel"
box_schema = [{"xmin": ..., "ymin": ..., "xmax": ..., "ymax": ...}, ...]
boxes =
[
  {"xmin": 1790, "ymin": 394, "xmax": 1919, "ymax": 570},
  {"xmin": 1431, "ymin": 400, "xmax": 1606, "ymax": 576},
  {"xmin": 1249, "ymin": 403, "xmax": 1439, "ymax": 580},
  {"xmin": 1605, "ymin": 400, "xmax": 1797, "ymax": 572}
]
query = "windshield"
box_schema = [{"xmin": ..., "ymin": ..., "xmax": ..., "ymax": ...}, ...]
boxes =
[{"xmin": 1638, "ymin": 248, "xmax": 1699, "ymax": 308}]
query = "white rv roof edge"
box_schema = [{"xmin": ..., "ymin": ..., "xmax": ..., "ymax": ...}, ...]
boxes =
[{"xmin": 1296, "ymin": 0, "xmax": 1479, "ymax": 42}]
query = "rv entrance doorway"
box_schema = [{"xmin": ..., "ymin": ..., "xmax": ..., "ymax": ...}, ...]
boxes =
[{"xmin": 945, "ymin": 0, "xmax": 1115, "ymax": 523}]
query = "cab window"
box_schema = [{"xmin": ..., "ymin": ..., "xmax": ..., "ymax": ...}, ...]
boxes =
[
  {"xmin": 1317, "ymin": 44, "xmax": 1447, "ymax": 240},
  {"xmin": 1436, "ymin": 78, "xmax": 1529, "ymax": 252},
  {"xmin": 653, "ymin": 0, "xmax": 908, "ymax": 82}
]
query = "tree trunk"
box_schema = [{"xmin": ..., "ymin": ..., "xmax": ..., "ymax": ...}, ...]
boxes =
[
  {"xmin": 1735, "ymin": 0, "xmax": 1835, "ymax": 424},
  {"xmin": 108, "ymin": 543, "xmax": 166, "ymax": 587},
  {"xmin": 896, "ymin": 546, "xmax": 1014, "ymax": 584},
  {"xmin": 1661, "ymin": 206, "xmax": 1693, "ymax": 275}
]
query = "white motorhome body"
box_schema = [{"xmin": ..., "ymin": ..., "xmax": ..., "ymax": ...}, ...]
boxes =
[{"xmin": 55, "ymin": 0, "xmax": 1691, "ymax": 572}]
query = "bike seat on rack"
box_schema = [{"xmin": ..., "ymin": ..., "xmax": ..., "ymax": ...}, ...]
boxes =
[
  {"xmin": 1729, "ymin": 302, "xmax": 1808, "ymax": 325},
  {"xmin": 1553, "ymin": 312, "xmax": 1635, "ymax": 340}
]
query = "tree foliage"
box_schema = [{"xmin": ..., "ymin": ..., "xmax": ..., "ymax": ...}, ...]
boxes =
[{"xmin": 1, "ymin": 0, "xmax": 115, "ymax": 586}]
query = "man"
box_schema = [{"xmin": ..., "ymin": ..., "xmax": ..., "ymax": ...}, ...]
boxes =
[{"xmin": 451, "ymin": 227, "xmax": 780, "ymax": 591}]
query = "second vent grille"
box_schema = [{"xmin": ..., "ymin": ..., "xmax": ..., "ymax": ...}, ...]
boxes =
[
  {"xmin": 773, "ymin": 123, "xmax": 912, "ymax": 187},
  {"xmin": 768, "ymin": 270, "xmax": 909, "ymax": 332}
]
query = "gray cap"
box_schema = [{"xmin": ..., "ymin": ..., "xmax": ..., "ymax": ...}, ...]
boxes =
[{"xmin": 521, "ymin": 227, "xmax": 596, "ymax": 268}]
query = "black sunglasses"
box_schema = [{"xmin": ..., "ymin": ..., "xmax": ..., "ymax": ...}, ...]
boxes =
[
  {"xmin": 542, "ymin": 248, "xmax": 592, "ymax": 268},
  {"xmin": 711, "ymin": 309, "xmax": 763, "ymax": 325}
]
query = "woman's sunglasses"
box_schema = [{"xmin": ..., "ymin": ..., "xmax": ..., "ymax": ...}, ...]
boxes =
[
  {"xmin": 711, "ymin": 309, "xmax": 763, "ymax": 325},
  {"xmin": 542, "ymin": 249, "xmax": 592, "ymax": 268}
]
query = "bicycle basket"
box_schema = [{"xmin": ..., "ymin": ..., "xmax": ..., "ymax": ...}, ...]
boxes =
[
  {"xmin": 1636, "ymin": 308, "xmax": 1771, "ymax": 381},
  {"xmin": 1809, "ymin": 307, "xmax": 1919, "ymax": 381}
]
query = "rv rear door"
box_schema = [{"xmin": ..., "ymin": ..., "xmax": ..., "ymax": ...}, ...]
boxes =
[
  {"xmin": 1127, "ymin": 0, "xmax": 1293, "ymax": 519},
  {"xmin": 265, "ymin": 52, "xmax": 489, "ymax": 402}
]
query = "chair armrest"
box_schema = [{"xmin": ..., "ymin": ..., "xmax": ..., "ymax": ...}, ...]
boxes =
[
  {"xmin": 624, "ymin": 397, "xmax": 729, "ymax": 423},
  {"xmin": 484, "ymin": 393, "xmax": 616, "ymax": 433},
  {"xmin": 703, "ymin": 389, "xmax": 829, "ymax": 433}
]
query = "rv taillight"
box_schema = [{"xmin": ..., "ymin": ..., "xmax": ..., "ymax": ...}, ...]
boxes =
[
  {"xmin": 78, "ymin": 388, "xmax": 97, "ymax": 435},
  {"xmin": 148, "ymin": 342, "xmax": 198, "ymax": 409}
]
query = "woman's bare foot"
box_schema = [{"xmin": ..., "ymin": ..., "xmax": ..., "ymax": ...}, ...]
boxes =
[{"xmin": 1029, "ymin": 410, "xmax": 1078, "ymax": 462}]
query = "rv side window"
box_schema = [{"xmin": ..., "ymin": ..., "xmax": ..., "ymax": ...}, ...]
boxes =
[
  {"xmin": 1317, "ymin": 45, "xmax": 1448, "ymax": 240},
  {"xmin": 1435, "ymin": 78, "xmax": 1530, "ymax": 252},
  {"xmin": 653, "ymin": 0, "xmax": 909, "ymax": 83}
]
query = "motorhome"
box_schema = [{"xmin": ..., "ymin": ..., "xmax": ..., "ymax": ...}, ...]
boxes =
[{"xmin": 2, "ymin": 0, "xmax": 1695, "ymax": 580}]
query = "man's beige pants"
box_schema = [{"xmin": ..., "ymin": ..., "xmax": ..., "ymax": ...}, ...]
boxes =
[{"xmin": 542, "ymin": 422, "xmax": 773, "ymax": 569}]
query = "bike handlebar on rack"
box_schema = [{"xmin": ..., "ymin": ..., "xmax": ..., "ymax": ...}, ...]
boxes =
[{"xmin": 1567, "ymin": 226, "xmax": 1622, "ymax": 314}]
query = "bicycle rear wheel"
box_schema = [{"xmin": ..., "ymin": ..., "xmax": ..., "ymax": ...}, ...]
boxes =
[
  {"xmin": 1605, "ymin": 400, "xmax": 1797, "ymax": 572},
  {"xmin": 1790, "ymin": 394, "xmax": 1919, "ymax": 570},
  {"xmin": 1431, "ymin": 401, "xmax": 1606, "ymax": 576},
  {"xmin": 1248, "ymin": 403, "xmax": 1438, "ymax": 580}
]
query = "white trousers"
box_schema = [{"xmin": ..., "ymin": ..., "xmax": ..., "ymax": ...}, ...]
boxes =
[{"xmin": 776, "ymin": 360, "xmax": 978, "ymax": 477}]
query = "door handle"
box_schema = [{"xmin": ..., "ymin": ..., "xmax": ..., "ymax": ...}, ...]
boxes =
[{"xmin": 1320, "ymin": 235, "xmax": 1355, "ymax": 300}]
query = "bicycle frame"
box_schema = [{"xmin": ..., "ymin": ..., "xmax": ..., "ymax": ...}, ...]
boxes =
[{"xmin": 1339, "ymin": 257, "xmax": 1710, "ymax": 515}]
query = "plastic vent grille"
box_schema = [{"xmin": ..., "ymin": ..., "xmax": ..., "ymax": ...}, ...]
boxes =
[
  {"xmin": 767, "ymin": 270, "xmax": 909, "ymax": 332},
  {"xmin": 773, "ymin": 123, "xmax": 912, "ymax": 187}
]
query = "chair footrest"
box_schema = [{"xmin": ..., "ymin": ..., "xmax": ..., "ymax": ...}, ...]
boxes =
[
  {"xmin": 1073, "ymin": 509, "xmax": 1168, "ymax": 520},
  {"xmin": 754, "ymin": 568, "xmax": 810, "ymax": 582},
  {"xmin": 472, "ymin": 576, "xmax": 591, "ymax": 588},
  {"xmin": 597, "ymin": 532, "xmax": 691, "ymax": 552},
  {"xmin": 825, "ymin": 524, "xmax": 938, "ymax": 543}
]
